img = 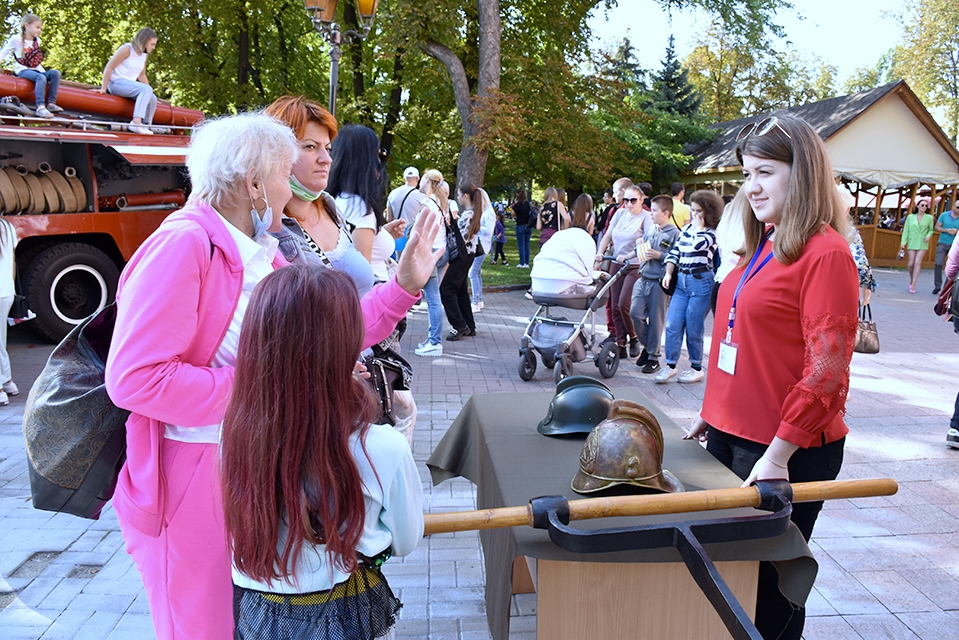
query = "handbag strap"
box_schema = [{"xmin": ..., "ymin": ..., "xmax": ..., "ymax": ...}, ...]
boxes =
[{"xmin": 860, "ymin": 304, "xmax": 872, "ymax": 322}]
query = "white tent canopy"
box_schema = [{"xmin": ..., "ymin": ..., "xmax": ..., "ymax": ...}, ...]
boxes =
[{"xmin": 830, "ymin": 95, "xmax": 959, "ymax": 188}]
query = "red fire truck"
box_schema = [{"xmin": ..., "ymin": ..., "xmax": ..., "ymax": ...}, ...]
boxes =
[{"xmin": 0, "ymin": 71, "xmax": 203, "ymax": 341}]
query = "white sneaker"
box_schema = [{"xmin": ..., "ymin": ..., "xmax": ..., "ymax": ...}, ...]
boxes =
[
  {"xmin": 471, "ymin": 303, "xmax": 482, "ymax": 313},
  {"xmin": 2, "ymin": 381, "xmax": 18, "ymax": 396},
  {"xmin": 525, "ymin": 292, "xmax": 533, "ymax": 300},
  {"xmin": 654, "ymin": 366, "xmax": 679, "ymax": 384},
  {"xmin": 678, "ymin": 369, "xmax": 705, "ymax": 384},
  {"xmin": 128, "ymin": 122, "xmax": 154, "ymax": 135},
  {"xmin": 0, "ymin": 390, "xmax": 8, "ymax": 406},
  {"xmin": 35, "ymin": 105, "xmax": 54, "ymax": 118},
  {"xmin": 414, "ymin": 342, "xmax": 443, "ymax": 357}
]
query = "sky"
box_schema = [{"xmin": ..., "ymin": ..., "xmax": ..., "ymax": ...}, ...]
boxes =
[{"xmin": 587, "ymin": 0, "xmax": 905, "ymax": 82}]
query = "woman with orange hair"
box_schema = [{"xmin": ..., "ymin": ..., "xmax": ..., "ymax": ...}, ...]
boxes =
[{"xmin": 265, "ymin": 95, "xmax": 441, "ymax": 346}]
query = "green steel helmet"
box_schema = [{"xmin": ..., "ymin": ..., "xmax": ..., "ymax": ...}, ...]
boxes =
[
  {"xmin": 537, "ymin": 376, "xmax": 614, "ymax": 437},
  {"xmin": 572, "ymin": 399, "xmax": 685, "ymax": 494}
]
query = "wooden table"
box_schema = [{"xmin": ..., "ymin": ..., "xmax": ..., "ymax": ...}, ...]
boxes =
[{"xmin": 427, "ymin": 387, "xmax": 817, "ymax": 640}]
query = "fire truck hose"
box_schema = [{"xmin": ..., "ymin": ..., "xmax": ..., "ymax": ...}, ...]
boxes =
[
  {"xmin": 45, "ymin": 170, "xmax": 77, "ymax": 213},
  {"xmin": 2, "ymin": 168, "xmax": 30, "ymax": 213},
  {"xmin": 35, "ymin": 173, "xmax": 61, "ymax": 213},
  {"xmin": 116, "ymin": 190, "xmax": 186, "ymax": 209},
  {"xmin": 0, "ymin": 169, "xmax": 16, "ymax": 213},
  {"xmin": 422, "ymin": 478, "xmax": 898, "ymax": 535},
  {"xmin": 21, "ymin": 174, "xmax": 45, "ymax": 215},
  {"xmin": 66, "ymin": 176, "xmax": 86, "ymax": 211}
]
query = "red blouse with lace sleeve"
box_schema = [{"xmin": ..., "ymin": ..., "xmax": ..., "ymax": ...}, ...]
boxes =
[{"xmin": 701, "ymin": 226, "xmax": 859, "ymax": 448}]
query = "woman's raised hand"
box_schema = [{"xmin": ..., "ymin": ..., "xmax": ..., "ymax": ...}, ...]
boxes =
[{"xmin": 395, "ymin": 208, "xmax": 444, "ymax": 295}]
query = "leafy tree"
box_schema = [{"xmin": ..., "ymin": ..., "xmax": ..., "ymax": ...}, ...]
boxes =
[
  {"xmin": 651, "ymin": 35, "xmax": 701, "ymax": 116},
  {"xmin": 841, "ymin": 53, "xmax": 894, "ymax": 95},
  {"xmin": 684, "ymin": 24, "xmax": 753, "ymax": 121},
  {"xmin": 890, "ymin": 0, "xmax": 959, "ymax": 141}
]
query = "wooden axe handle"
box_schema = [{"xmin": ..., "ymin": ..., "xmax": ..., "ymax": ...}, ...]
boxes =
[{"xmin": 423, "ymin": 478, "xmax": 897, "ymax": 536}]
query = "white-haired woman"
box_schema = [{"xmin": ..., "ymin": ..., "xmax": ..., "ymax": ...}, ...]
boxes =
[{"xmin": 105, "ymin": 113, "xmax": 301, "ymax": 639}]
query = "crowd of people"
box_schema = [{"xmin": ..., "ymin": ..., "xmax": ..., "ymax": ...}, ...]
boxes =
[{"xmin": 3, "ymin": 15, "xmax": 955, "ymax": 640}]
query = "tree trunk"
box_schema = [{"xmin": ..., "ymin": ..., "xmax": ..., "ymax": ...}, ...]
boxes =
[
  {"xmin": 380, "ymin": 48, "xmax": 405, "ymax": 159},
  {"xmin": 345, "ymin": 2, "xmax": 373, "ymax": 126},
  {"xmin": 422, "ymin": 0, "xmax": 500, "ymax": 190}
]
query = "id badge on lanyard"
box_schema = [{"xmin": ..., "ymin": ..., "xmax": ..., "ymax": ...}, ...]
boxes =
[
  {"xmin": 722, "ymin": 231, "xmax": 774, "ymax": 375},
  {"xmin": 718, "ymin": 339, "xmax": 738, "ymax": 375}
]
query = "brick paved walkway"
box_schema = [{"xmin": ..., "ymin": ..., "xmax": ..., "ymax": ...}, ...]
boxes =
[{"xmin": 2, "ymin": 267, "xmax": 959, "ymax": 639}]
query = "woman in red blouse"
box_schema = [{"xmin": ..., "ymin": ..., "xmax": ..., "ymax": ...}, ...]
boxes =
[{"xmin": 685, "ymin": 114, "xmax": 859, "ymax": 640}]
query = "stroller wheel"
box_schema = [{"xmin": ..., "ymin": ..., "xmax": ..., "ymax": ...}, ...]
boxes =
[
  {"xmin": 518, "ymin": 350, "xmax": 537, "ymax": 381},
  {"xmin": 597, "ymin": 342, "xmax": 620, "ymax": 379},
  {"xmin": 553, "ymin": 360, "xmax": 568, "ymax": 385}
]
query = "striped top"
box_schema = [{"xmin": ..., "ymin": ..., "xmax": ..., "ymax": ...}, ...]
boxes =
[{"xmin": 665, "ymin": 224, "xmax": 717, "ymax": 272}]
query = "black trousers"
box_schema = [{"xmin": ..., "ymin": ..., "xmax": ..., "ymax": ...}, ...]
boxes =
[
  {"xmin": 706, "ymin": 426, "xmax": 844, "ymax": 640},
  {"xmin": 440, "ymin": 254, "xmax": 475, "ymax": 333}
]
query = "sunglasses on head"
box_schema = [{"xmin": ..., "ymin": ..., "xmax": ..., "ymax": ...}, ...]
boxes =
[
  {"xmin": 623, "ymin": 197, "xmax": 640, "ymax": 204},
  {"xmin": 737, "ymin": 116, "xmax": 792, "ymax": 142}
]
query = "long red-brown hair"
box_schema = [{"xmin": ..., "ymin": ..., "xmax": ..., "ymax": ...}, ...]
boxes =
[{"xmin": 221, "ymin": 264, "xmax": 378, "ymax": 583}]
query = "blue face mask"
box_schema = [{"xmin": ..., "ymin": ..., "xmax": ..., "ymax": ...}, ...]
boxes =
[{"xmin": 250, "ymin": 194, "xmax": 273, "ymax": 239}]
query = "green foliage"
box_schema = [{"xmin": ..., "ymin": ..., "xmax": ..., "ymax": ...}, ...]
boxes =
[
  {"xmin": 841, "ymin": 53, "xmax": 894, "ymax": 95},
  {"xmin": 890, "ymin": 0, "xmax": 959, "ymax": 141},
  {"xmin": 0, "ymin": 0, "xmax": 790, "ymax": 194},
  {"xmin": 684, "ymin": 24, "xmax": 839, "ymax": 122},
  {"xmin": 650, "ymin": 35, "xmax": 701, "ymax": 117}
]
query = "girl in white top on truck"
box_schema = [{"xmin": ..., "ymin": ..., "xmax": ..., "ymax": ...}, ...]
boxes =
[{"xmin": 98, "ymin": 28, "xmax": 158, "ymax": 135}]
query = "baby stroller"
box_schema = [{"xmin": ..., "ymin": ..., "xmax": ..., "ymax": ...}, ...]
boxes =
[{"xmin": 518, "ymin": 259, "xmax": 632, "ymax": 384}]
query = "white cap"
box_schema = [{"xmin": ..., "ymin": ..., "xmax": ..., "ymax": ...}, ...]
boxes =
[{"xmin": 404, "ymin": 166, "xmax": 420, "ymax": 179}]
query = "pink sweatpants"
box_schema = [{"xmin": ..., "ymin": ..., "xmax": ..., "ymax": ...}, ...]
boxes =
[{"xmin": 116, "ymin": 440, "xmax": 234, "ymax": 640}]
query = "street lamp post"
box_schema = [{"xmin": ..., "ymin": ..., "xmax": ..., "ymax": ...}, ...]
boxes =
[{"xmin": 303, "ymin": 0, "xmax": 379, "ymax": 117}]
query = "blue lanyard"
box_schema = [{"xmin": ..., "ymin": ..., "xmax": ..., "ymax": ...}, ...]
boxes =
[{"xmin": 726, "ymin": 230, "xmax": 774, "ymax": 342}]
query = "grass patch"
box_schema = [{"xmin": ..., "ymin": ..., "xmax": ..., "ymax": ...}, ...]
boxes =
[{"xmin": 476, "ymin": 220, "xmax": 541, "ymax": 288}]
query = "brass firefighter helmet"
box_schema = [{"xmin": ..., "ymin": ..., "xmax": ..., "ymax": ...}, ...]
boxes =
[
  {"xmin": 537, "ymin": 376, "xmax": 614, "ymax": 437},
  {"xmin": 572, "ymin": 399, "xmax": 685, "ymax": 494}
]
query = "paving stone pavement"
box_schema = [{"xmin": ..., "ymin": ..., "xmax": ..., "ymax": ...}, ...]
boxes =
[{"xmin": 2, "ymin": 267, "xmax": 959, "ymax": 639}]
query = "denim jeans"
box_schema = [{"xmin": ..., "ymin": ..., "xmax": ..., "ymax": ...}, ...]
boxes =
[
  {"xmin": 515, "ymin": 224, "xmax": 532, "ymax": 265},
  {"xmin": 664, "ymin": 271, "xmax": 714, "ymax": 367},
  {"xmin": 706, "ymin": 426, "xmax": 844, "ymax": 640},
  {"xmin": 17, "ymin": 68, "xmax": 60, "ymax": 107},
  {"xmin": 935, "ymin": 242, "xmax": 951, "ymax": 289},
  {"xmin": 108, "ymin": 77, "xmax": 157, "ymax": 123},
  {"xmin": 469, "ymin": 254, "xmax": 486, "ymax": 304},
  {"xmin": 422, "ymin": 268, "xmax": 443, "ymax": 345},
  {"xmin": 629, "ymin": 278, "xmax": 668, "ymax": 359}
]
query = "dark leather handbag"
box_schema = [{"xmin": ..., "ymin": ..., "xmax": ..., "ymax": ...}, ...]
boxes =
[
  {"xmin": 8, "ymin": 294, "xmax": 29, "ymax": 320},
  {"xmin": 364, "ymin": 344, "xmax": 413, "ymax": 426},
  {"xmin": 23, "ymin": 303, "xmax": 129, "ymax": 519},
  {"xmin": 660, "ymin": 271, "xmax": 677, "ymax": 296},
  {"xmin": 854, "ymin": 304, "xmax": 879, "ymax": 354},
  {"xmin": 935, "ymin": 278, "xmax": 954, "ymax": 316}
]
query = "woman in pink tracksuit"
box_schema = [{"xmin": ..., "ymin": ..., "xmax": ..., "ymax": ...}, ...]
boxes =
[{"xmin": 105, "ymin": 112, "xmax": 440, "ymax": 639}]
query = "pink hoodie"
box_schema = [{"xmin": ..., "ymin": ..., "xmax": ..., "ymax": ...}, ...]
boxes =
[{"xmin": 105, "ymin": 201, "xmax": 416, "ymax": 536}]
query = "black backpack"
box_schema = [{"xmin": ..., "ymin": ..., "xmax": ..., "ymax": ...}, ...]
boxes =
[{"xmin": 23, "ymin": 304, "xmax": 128, "ymax": 520}]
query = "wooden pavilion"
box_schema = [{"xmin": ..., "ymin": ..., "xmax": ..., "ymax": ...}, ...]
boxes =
[{"xmin": 679, "ymin": 81, "xmax": 959, "ymax": 267}]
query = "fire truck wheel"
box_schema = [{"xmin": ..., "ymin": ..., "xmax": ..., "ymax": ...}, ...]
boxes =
[{"xmin": 25, "ymin": 243, "xmax": 120, "ymax": 343}]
